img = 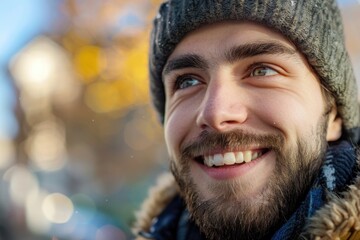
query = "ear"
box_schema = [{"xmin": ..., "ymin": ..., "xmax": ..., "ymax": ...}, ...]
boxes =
[{"xmin": 326, "ymin": 106, "xmax": 342, "ymax": 141}]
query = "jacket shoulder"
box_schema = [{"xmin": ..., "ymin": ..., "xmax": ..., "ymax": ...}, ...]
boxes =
[
  {"xmin": 304, "ymin": 176, "xmax": 360, "ymax": 239},
  {"xmin": 133, "ymin": 172, "xmax": 179, "ymax": 238}
]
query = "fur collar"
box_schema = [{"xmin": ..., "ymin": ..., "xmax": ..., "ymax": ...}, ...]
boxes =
[
  {"xmin": 133, "ymin": 173, "xmax": 360, "ymax": 239},
  {"xmin": 304, "ymin": 176, "xmax": 360, "ymax": 239},
  {"xmin": 133, "ymin": 172, "xmax": 178, "ymax": 237}
]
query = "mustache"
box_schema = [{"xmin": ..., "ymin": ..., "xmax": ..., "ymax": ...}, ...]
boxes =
[{"xmin": 180, "ymin": 130, "xmax": 285, "ymax": 160}]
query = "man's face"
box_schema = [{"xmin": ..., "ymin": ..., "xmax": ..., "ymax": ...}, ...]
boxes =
[{"xmin": 162, "ymin": 22, "xmax": 341, "ymax": 239}]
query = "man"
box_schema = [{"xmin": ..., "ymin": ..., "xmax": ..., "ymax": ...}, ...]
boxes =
[{"xmin": 134, "ymin": 0, "xmax": 360, "ymax": 239}]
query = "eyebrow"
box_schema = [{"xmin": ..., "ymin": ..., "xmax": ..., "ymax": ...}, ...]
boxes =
[
  {"xmin": 163, "ymin": 42, "xmax": 298, "ymax": 76},
  {"xmin": 225, "ymin": 42, "xmax": 297, "ymax": 63},
  {"xmin": 163, "ymin": 54, "xmax": 208, "ymax": 75}
]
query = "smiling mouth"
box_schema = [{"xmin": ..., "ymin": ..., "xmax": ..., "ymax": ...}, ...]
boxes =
[{"xmin": 194, "ymin": 149, "xmax": 269, "ymax": 167}]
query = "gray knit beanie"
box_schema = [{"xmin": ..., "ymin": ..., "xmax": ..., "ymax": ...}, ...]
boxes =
[{"xmin": 149, "ymin": 0, "xmax": 360, "ymax": 141}]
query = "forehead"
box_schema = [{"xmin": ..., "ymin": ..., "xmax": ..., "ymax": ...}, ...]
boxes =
[{"xmin": 168, "ymin": 21, "xmax": 298, "ymax": 61}]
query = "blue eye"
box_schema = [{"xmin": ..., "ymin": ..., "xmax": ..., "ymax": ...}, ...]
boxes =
[
  {"xmin": 176, "ymin": 76, "xmax": 201, "ymax": 90},
  {"xmin": 251, "ymin": 66, "xmax": 278, "ymax": 77}
]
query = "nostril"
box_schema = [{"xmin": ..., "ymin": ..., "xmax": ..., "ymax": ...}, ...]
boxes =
[{"xmin": 221, "ymin": 120, "xmax": 244, "ymax": 125}]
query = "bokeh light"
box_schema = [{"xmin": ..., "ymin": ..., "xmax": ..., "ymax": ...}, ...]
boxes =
[
  {"xmin": 25, "ymin": 119, "xmax": 67, "ymax": 171},
  {"xmin": 3, "ymin": 165, "xmax": 39, "ymax": 207},
  {"xmin": 26, "ymin": 190, "xmax": 51, "ymax": 234},
  {"xmin": 10, "ymin": 37, "xmax": 69, "ymax": 99},
  {"xmin": 42, "ymin": 193, "xmax": 74, "ymax": 224},
  {"xmin": 74, "ymin": 45, "xmax": 106, "ymax": 82},
  {"xmin": 84, "ymin": 81, "xmax": 130, "ymax": 113}
]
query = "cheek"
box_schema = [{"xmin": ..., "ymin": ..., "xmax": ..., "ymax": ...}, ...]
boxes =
[
  {"xmin": 164, "ymin": 104, "xmax": 197, "ymax": 158},
  {"xmin": 164, "ymin": 92, "xmax": 205, "ymax": 157},
  {"xmin": 255, "ymin": 90, "xmax": 325, "ymax": 137}
]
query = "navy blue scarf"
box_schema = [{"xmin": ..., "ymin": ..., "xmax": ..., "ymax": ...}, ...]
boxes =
[
  {"xmin": 272, "ymin": 140, "xmax": 357, "ymax": 239},
  {"xmin": 139, "ymin": 141, "xmax": 358, "ymax": 240}
]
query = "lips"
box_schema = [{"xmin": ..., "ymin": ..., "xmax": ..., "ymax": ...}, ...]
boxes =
[{"xmin": 181, "ymin": 132, "xmax": 281, "ymax": 181}]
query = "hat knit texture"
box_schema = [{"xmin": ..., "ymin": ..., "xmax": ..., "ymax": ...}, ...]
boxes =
[{"xmin": 149, "ymin": 0, "xmax": 360, "ymax": 133}]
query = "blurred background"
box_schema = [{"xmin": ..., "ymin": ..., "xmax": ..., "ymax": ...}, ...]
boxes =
[{"xmin": 0, "ymin": 0, "xmax": 359, "ymax": 239}]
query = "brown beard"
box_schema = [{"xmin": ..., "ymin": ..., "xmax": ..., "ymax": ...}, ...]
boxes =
[{"xmin": 170, "ymin": 117, "xmax": 329, "ymax": 240}]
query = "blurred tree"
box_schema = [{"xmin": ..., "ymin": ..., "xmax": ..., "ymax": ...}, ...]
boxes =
[{"xmin": 6, "ymin": 0, "xmax": 168, "ymax": 239}]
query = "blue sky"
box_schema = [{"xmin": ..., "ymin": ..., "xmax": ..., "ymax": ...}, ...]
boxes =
[
  {"xmin": 338, "ymin": 0, "xmax": 360, "ymax": 6},
  {"xmin": 0, "ymin": 0, "xmax": 57, "ymax": 139}
]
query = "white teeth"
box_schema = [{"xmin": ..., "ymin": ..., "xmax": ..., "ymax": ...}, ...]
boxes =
[
  {"xmin": 203, "ymin": 150, "xmax": 263, "ymax": 167},
  {"xmin": 235, "ymin": 152, "xmax": 244, "ymax": 163},
  {"xmin": 252, "ymin": 151, "xmax": 263, "ymax": 160},
  {"xmin": 204, "ymin": 155, "xmax": 213, "ymax": 167},
  {"xmin": 223, "ymin": 152, "xmax": 236, "ymax": 165},
  {"xmin": 244, "ymin": 151, "xmax": 252, "ymax": 163},
  {"xmin": 213, "ymin": 154, "xmax": 224, "ymax": 166}
]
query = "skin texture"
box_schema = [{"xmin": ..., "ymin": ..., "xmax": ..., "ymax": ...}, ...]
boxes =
[{"xmin": 162, "ymin": 22, "xmax": 342, "ymax": 239}]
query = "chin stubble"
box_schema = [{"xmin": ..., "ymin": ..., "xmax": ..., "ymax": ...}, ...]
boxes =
[{"xmin": 170, "ymin": 118, "xmax": 328, "ymax": 240}]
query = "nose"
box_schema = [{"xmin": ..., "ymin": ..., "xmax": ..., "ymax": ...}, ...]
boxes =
[{"xmin": 196, "ymin": 78, "xmax": 248, "ymax": 131}]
